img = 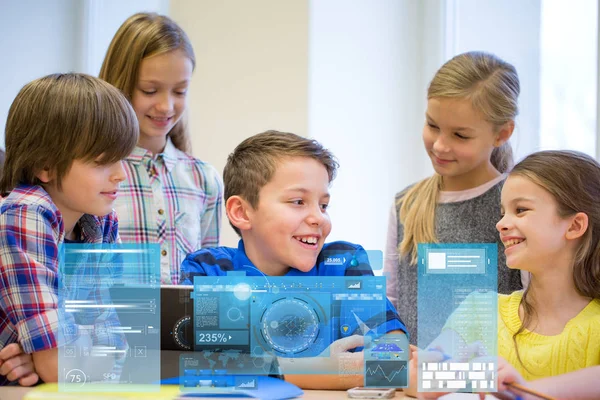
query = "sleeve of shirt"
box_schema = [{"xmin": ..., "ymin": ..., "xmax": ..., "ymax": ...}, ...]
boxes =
[
  {"xmin": 91, "ymin": 295, "xmax": 128, "ymax": 362},
  {"xmin": 199, "ymin": 164, "xmax": 223, "ymax": 248},
  {"xmin": 0, "ymin": 204, "xmax": 61, "ymax": 353},
  {"xmin": 64, "ymin": 251, "xmax": 128, "ymax": 376},
  {"xmin": 343, "ymin": 245, "xmax": 408, "ymax": 337},
  {"xmin": 180, "ymin": 251, "xmax": 209, "ymax": 284},
  {"xmin": 383, "ymin": 201, "xmax": 400, "ymax": 306}
]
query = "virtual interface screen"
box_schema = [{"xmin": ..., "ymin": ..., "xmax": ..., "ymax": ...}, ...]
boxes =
[
  {"xmin": 58, "ymin": 244, "xmax": 160, "ymax": 391},
  {"xmin": 417, "ymin": 243, "xmax": 498, "ymax": 393}
]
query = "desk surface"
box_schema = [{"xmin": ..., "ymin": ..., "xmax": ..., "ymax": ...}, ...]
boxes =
[
  {"xmin": 0, "ymin": 351, "xmax": 412, "ymax": 399},
  {"xmin": 0, "ymin": 386, "xmax": 409, "ymax": 399},
  {"xmin": 0, "ymin": 386, "xmax": 498, "ymax": 399},
  {"xmin": 0, "ymin": 351, "xmax": 490, "ymax": 399}
]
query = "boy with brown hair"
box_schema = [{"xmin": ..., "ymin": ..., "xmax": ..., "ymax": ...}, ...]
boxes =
[
  {"xmin": 0, "ymin": 73, "xmax": 139, "ymax": 385},
  {"xmin": 182, "ymin": 130, "xmax": 407, "ymax": 389}
]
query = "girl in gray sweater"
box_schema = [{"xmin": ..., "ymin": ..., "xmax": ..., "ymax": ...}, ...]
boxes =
[{"xmin": 383, "ymin": 51, "xmax": 523, "ymax": 345}]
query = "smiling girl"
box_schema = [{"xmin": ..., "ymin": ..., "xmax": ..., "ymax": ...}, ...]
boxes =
[
  {"xmin": 405, "ymin": 150, "xmax": 600, "ymax": 398},
  {"xmin": 99, "ymin": 13, "xmax": 223, "ymax": 284},
  {"xmin": 493, "ymin": 150, "xmax": 600, "ymax": 378},
  {"xmin": 383, "ymin": 51, "xmax": 523, "ymax": 344}
]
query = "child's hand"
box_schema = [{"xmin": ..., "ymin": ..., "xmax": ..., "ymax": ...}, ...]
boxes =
[
  {"xmin": 0, "ymin": 343, "xmax": 40, "ymax": 386},
  {"xmin": 321, "ymin": 334, "xmax": 365, "ymax": 374},
  {"xmin": 405, "ymin": 345, "xmax": 451, "ymax": 399},
  {"xmin": 328, "ymin": 334, "xmax": 365, "ymax": 354},
  {"xmin": 480, "ymin": 356, "xmax": 528, "ymax": 400},
  {"xmin": 280, "ymin": 335, "xmax": 366, "ymax": 389},
  {"xmin": 496, "ymin": 356, "xmax": 526, "ymax": 391}
]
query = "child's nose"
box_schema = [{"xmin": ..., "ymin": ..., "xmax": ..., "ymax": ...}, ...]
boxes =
[
  {"xmin": 306, "ymin": 205, "xmax": 325, "ymax": 226},
  {"xmin": 496, "ymin": 214, "xmax": 509, "ymax": 232},
  {"xmin": 433, "ymin": 134, "xmax": 450, "ymax": 153},
  {"xmin": 156, "ymin": 93, "xmax": 174, "ymax": 112},
  {"xmin": 112, "ymin": 161, "xmax": 127, "ymax": 182}
]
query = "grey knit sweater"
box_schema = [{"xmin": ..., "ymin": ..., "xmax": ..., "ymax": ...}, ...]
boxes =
[{"xmin": 390, "ymin": 179, "xmax": 522, "ymax": 345}]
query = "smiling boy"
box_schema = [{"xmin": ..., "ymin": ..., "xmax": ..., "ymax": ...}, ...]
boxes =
[{"xmin": 181, "ymin": 130, "xmax": 407, "ymax": 389}]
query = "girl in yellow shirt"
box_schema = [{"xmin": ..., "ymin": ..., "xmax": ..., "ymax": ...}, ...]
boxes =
[
  {"xmin": 407, "ymin": 150, "xmax": 600, "ymax": 397},
  {"xmin": 493, "ymin": 150, "xmax": 600, "ymax": 379}
]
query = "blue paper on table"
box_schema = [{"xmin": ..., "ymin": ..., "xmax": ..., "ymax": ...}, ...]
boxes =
[{"xmin": 160, "ymin": 375, "xmax": 303, "ymax": 400}]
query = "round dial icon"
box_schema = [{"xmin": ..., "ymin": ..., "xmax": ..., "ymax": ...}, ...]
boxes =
[
  {"xmin": 260, "ymin": 297, "xmax": 319, "ymax": 355},
  {"xmin": 65, "ymin": 369, "xmax": 87, "ymax": 386},
  {"xmin": 173, "ymin": 315, "xmax": 191, "ymax": 350}
]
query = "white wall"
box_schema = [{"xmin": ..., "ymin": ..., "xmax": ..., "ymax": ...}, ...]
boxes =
[
  {"xmin": 308, "ymin": 1, "xmax": 441, "ymax": 253},
  {"xmin": 0, "ymin": 0, "xmax": 169, "ymax": 146},
  {"xmin": 539, "ymin": 0, "xmax": 597, "ymax": 156},
  {"xmin": 0, "ymin": 0, "xmax": 80, "ymax": 146},
  {"xmin": 170, "ymin": 0, "xmax": 309, "ymax": 247},
  {"xmin": 79, "ymin": 0, "xmax": 170, "ymax": 76},
  {"xmin": 446, "ymin": 0, "xmax": 542, "ymax": 163}
]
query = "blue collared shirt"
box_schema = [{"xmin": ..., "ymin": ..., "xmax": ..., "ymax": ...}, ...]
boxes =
[{"xmin": 182, "ymin": 240, "xmax": 408, "ymax": 342}]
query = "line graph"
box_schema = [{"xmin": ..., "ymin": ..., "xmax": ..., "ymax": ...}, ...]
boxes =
[{"xmin": 365, "ymin": 361, "xmax": 408, "ymax": 387}]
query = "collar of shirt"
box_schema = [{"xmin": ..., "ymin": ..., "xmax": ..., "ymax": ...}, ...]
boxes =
[
  {"xmin": 232, "ymin": 239, "xmax": 317, "ymax": 277},
  {"xmin": 125, "ymin": 137, "xmax": 178, "ymax": 173},
  {"xmin": 232, "ymin": 240, "xmax": 266, "ymax": 276},
  {"xmin": 78, "ymin": 213, "xmax": 108, "ymax": 243},
  {"xmin": 2, "ymin": 184, "xmax": 115, "ymax": 244}
]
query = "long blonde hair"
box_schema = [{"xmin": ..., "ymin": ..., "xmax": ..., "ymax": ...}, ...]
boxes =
[
  {"xmin": 99, "ymin": 12, "xmax": 195, "ymax": 153},
  {"xmin": 399, "ymin": 51, "xmax": 520, "ymax": 263}
]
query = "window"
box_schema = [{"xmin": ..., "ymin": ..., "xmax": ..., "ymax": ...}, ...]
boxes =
[{"xmin": 444, "ymin": 0, "xmax": 598, "ymax": 160}]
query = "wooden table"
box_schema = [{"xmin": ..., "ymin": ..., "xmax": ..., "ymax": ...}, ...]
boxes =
[
  {"xmin": 0, "ymin": 386, "xmax": 497, "ymax": 399},
  {"xmin": 0, "ymin": 386, "xmax": 410, "ymax": 399},
  {"xmin": 0, "ymin": 351, "xmax": 491, "ymax": 399}
]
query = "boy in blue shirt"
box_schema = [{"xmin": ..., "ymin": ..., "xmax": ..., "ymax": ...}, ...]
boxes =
[{"xmin": 182, "ymin": 130, "xmax": 407, "ymax": 389}]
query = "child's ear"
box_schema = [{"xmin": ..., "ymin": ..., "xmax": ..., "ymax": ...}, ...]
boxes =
[
  {"xmin": 36, "ymin": 168, "xmax": 53, "ymax": 184},
  {"xmin": 565, "ymin": 212, "xmax": 589, "ymax": 240},
  {"xmin": 494, "ymin": 120, "xmax": 515, "ymax": 147},
  {"xmin": 226, "ymin": 196, "xmax": 252, "ymax": 232}
]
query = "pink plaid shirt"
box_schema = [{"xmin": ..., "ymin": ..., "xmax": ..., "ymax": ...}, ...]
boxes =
[{"xmin": 113, "ymin": 139, "xmax": 223, "ymax": 284}]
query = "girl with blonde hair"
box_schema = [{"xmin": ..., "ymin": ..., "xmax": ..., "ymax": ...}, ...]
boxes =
[
  {"xmin": 100, "ymin": 13, "xmax": 223, "ymax": 284},
  {"xmin": 383, "ymin": 51, "xmax": 523, "ymax": 344}
]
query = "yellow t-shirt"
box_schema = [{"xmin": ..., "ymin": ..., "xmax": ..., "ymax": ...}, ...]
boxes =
[{"xmin": 444, "ymin": 291, "xmax": 600, "ymax": 380}]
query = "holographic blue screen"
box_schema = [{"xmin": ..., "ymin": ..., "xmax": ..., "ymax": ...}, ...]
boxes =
[
  {"xmin": 417, "ymin": 243, "xmax": 498, "ymax": 393},
  {"xmin": 364, "ymin": 333, "xmax": 408, "ymax": 388},
  {"xmin": 58, "ymin": 244, "xmax": 160, "ymax": 391},
  {"xmin": 190, "ymin": 275, "xmax": 386, "ymax": 370}
]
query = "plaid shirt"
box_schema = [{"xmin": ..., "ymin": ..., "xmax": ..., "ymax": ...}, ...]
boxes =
[
  {"xmin": 0, "ymin": 185, "xmax": 123, "ymax": 385},
  {"xmin": 114, "ymin": 139, "xmax": 223, "ymax": 284}
]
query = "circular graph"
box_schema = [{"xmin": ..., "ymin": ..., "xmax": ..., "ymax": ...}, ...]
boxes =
[
  {"xmin": 260, "ymin": 297, "xmax": 319, "ymax": 354},
  {"xmin": 173, "ymin": 316, "xmax": 191, "ymax": 350},
  {"xmin": 64, "ymin": 369, "xmax": 87, "ymax": 386},
  {"xmin": 227, "ymin": 307, "xmax": 243, "ymax": 322}
]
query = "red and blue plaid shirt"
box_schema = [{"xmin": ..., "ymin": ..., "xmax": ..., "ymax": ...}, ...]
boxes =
[{"xmin": 0, "ymin": 185, "xmax": 121, "ymax": 385}]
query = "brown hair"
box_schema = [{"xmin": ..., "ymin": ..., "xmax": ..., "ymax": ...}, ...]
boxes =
[
  {"xmin": 509, "ymin": 150, "xmax": 600, "ymax": 370},
  {"xmin": 99, "ymin": 12, "xmax": 195, "ymax": 153},
  {"xmin": 0, "ymin": 73, "xmax": 139, "ymax": 192},
  {"xmin": 224, "ymin": 130, "xmax": 339, "ymax": 235},
  {"xmin": 399, "ymin": 51, "xmax": 520, "ymax": 263},
  {"xmin": 0, "ymin": 149, "xmax": 5, "ymax": 176}
]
